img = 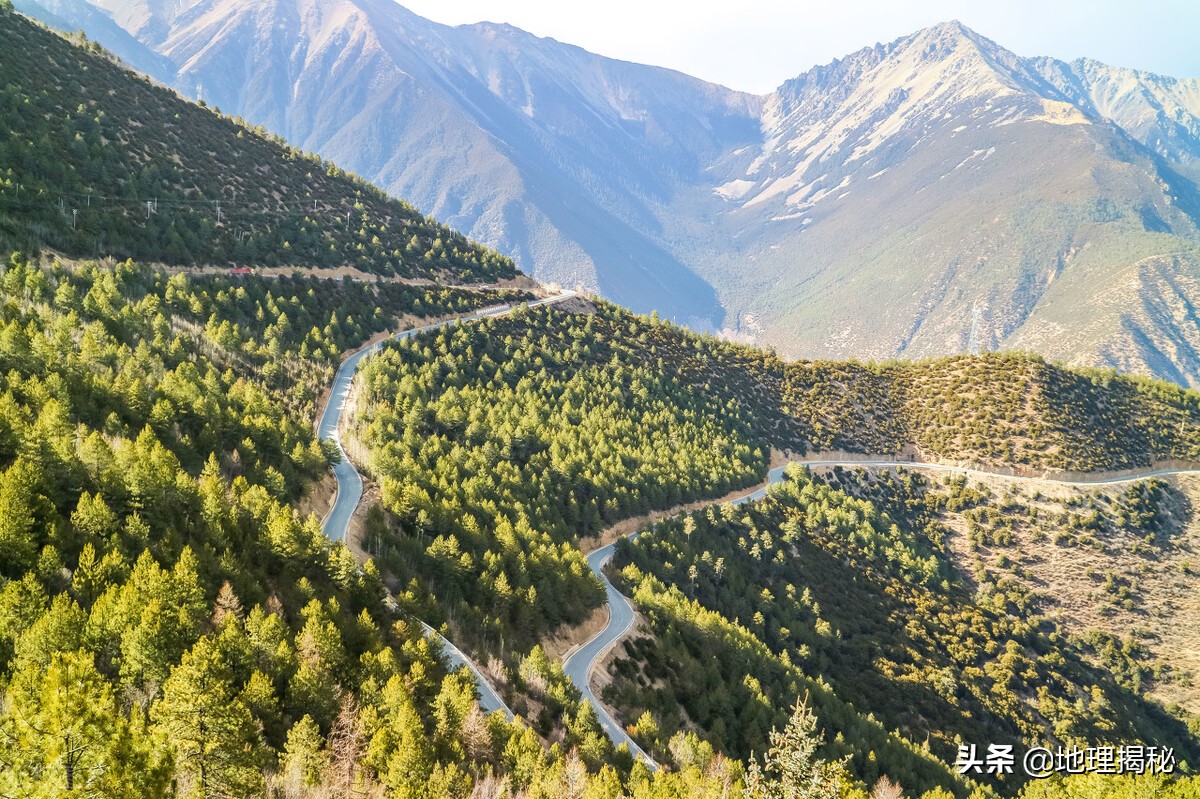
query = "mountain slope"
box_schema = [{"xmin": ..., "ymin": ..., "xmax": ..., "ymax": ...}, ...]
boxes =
[
  {"xmin": 1036, "ymin": 55, "xmax": 1200, "ymax": 172},
  {"xmin": 690, "ymin": 22, "xmax": 1200, "ymax": 385},
  {"xmin": 347, "ymin": 298, "xmax": 1200, "ymax": 794},
  {"xmin": 9, "ymin": 8, "xmax": 1200, "ymax": 796},
  {"xmin": 606, "ymin": 466, "xmax": 1200, "ymax": 794},
  {"xmin": 0, "ymin": 13, "xmax": 745, "ymax": 798},
  {"xmin": 0, "ymin": 4, "xmax": 516, "ymax": 280},
  {"xmin": 23, "ymin": 1, "xmax": 1200, "ymax": 385},
  {"xmin": 26, "ymin": 0, "xmax": 756, "ymax": 324}
]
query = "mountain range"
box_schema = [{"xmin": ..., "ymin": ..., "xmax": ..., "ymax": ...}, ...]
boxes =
[
  {"xmin": 16, "ymin": 0, "xmax": 1200, "ymax": 384},
  {"xmin": 5, "ymin": 8, "xmax": 1200, "ymax": 795}
]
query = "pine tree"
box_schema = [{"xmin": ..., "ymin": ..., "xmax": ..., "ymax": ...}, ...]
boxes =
[
  {"xmin": 0, "ymin": 456, "xmax": 40, "ymax": 575},
  {"xmin": 281, "ymin": 714, "xmax": 328, "ymax": 794},
  {"xmin": 151, "ymin": 636, "xmax": 265, "ymax": 798},
  {"xmin": 0, "ymin": 650, "xmax": 170, "ymax": 797},
  {"xmin": 371, "ymin": 675, "xmax": 433, "ymax": 799},
  {"xmin": 746, "ymin": 696, "xmax": 844, "ymax": 799}
]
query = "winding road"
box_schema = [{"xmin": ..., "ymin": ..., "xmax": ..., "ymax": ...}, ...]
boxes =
[
  {"xmin": 318, "ymin": 291, "xmax": 575, "ymax": 721},
  {"xmin": 564, "ymin": 456, "xmax": 1200, "ymax": 769},
  {"xmin": 319, "ymin": 300, "xmax": 1200, "ymax": 764},
  {"xmin": 562, "ymin": 543, "xmax": 656, "ymax": 767}
]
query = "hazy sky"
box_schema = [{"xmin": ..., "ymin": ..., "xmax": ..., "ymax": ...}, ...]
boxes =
[{"xmin": 400, "ymin": 0, "xmax": 1200, "ymax": 94}]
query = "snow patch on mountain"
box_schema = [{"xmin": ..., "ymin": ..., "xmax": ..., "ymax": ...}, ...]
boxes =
[{"xmin": 726, "ymin": 20, "xmax": 1080, "ymax": 213}]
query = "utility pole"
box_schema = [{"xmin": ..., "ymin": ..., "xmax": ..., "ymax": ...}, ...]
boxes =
[{"xmin": 72, "ymin": 209, "xmax": 77, "ymax": 230}]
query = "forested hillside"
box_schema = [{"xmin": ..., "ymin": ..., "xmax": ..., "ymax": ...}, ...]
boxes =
[
  {"xmin": 0, "ymin": 253, "xmax": 645, "ymax": 797},
  {"xmin": 352, "ymin": 300, "xmax": 768, "ymax": 655},
  {"xmin": 351, "ymin": 301, "xmax": 1200, "ymax": 655},
  {"xmin": 605, "ymin": 466, "xmax": 1200, "ymax": 795},
  {"xmin": 1, "ymin": 239, "xmax": 1199, "ymax": 798},
  {"xmin": 0, "ymin": 252, "xmax": 1011, "ymax": 797},
  {"xmin": 6, "ymin": 10, "xmax": 1200, "ymax": 794},
  {"xmin": 0, "ymin": 6, "xmax": 516, "ymax": 280},
  {"xmin": 365, "ymin": 299, "xmax": 1200, "ymax": 472},
  {"xmin": 159, "ymin": 270, "xmax": 531, "ymax": 415},
  {"xmin": 348, "ymin": 300, "xmax": 1200, "ymax": 795}
]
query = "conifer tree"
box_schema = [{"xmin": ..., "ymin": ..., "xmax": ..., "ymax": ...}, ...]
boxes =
[
  {"xmin": 746, "ymin": 697, "xmax": 843, "ymax": 799},
  {"xmin": 0, "ymin": 650, "xmax": 170, "ymax": 797},
  {"xmin": 281, "ymin": 714, "xmax": 328, "ymax": 794},
  {"xmin": 151, "ymin": 636, "xmax": 265, "ymax": 798}
]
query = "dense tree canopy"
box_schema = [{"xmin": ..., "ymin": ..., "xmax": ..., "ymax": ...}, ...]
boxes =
[
  {"xmin": 0, "ymin": 251, "xmax": 845, "ymax": 798},
  {"xmin": 352, "ymin": 300, "xmax": 1200, "ymax": 669},
  {"xmin": 353, "ymin": 303, "xmax": 769, "ymax": 653}
]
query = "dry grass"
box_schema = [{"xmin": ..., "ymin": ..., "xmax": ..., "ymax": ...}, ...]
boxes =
[
  {"xmin": 541, "ymin": 606, "xmax": 609, "ymax": 662},
  {"xmin": 935, "ymin": 472, "xmax": 1200, "ymax": 713}
]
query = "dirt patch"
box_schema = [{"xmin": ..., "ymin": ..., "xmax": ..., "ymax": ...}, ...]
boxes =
[
  {"xmin": 296, "ymin": 470, "xmax": 337, "ymax": 524},
  {"xmin": 542, "ymin": 606, "xmax": 610, "ymax": 662},
  {"xmin": 494, "ymin": 274, "xmax": 540, "ymax": 291},
  {"xmin": 550, "ymin": 296, "xmax": 599, "ymax": 315},
  {"xmin": 771, "ymin": 447, "xmax": 803, "ymax": 469}
]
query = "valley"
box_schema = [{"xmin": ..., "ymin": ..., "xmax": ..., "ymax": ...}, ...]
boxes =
[
  {"xmin": 17, "ymin": 0, "xmax": 1200, "ymax": 385},
  {"xmin": 3, "ymin": 5, "xmax": 1200, "ymax": 798}
]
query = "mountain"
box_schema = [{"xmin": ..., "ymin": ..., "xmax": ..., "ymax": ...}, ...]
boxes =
[
  {"xmin": 692, "ymin": 22, "xmax": 1200, "ymax": 384},
  {"xmin": 13, "ymin": 0, "xmax": 755, "ymax": 324},
  {"xmin": 1036, "ymin": 55, "xmax": 1200, "ymax": 171},
  {"xmin": 0, "ymin": 4, "xmax": 517, "ymax": 281},
  {"xmin": 18, "ymin": 0, "xmax": 1200, "ymax": 385},
  {"xmin": 10, "ymin": 7, "xmax": 1200, "ymax": 797}
]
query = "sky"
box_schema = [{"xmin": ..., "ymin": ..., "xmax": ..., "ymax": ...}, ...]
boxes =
[{"xmin": 400, "ymin": 0, "xmax": 1200, "ymax": 94}]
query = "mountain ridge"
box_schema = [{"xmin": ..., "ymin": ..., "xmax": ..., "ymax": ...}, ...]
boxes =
[
  {"xmin": 6, "ymin": 10, "xmax": 1200, "ymax": 795},
  {"xmin": 16, "ymin": 0, "xmax": 1200, "ymax": 384},
  {"xmin": 0, "ymin": 4, "xmax": 517, "ymax": 280}
]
